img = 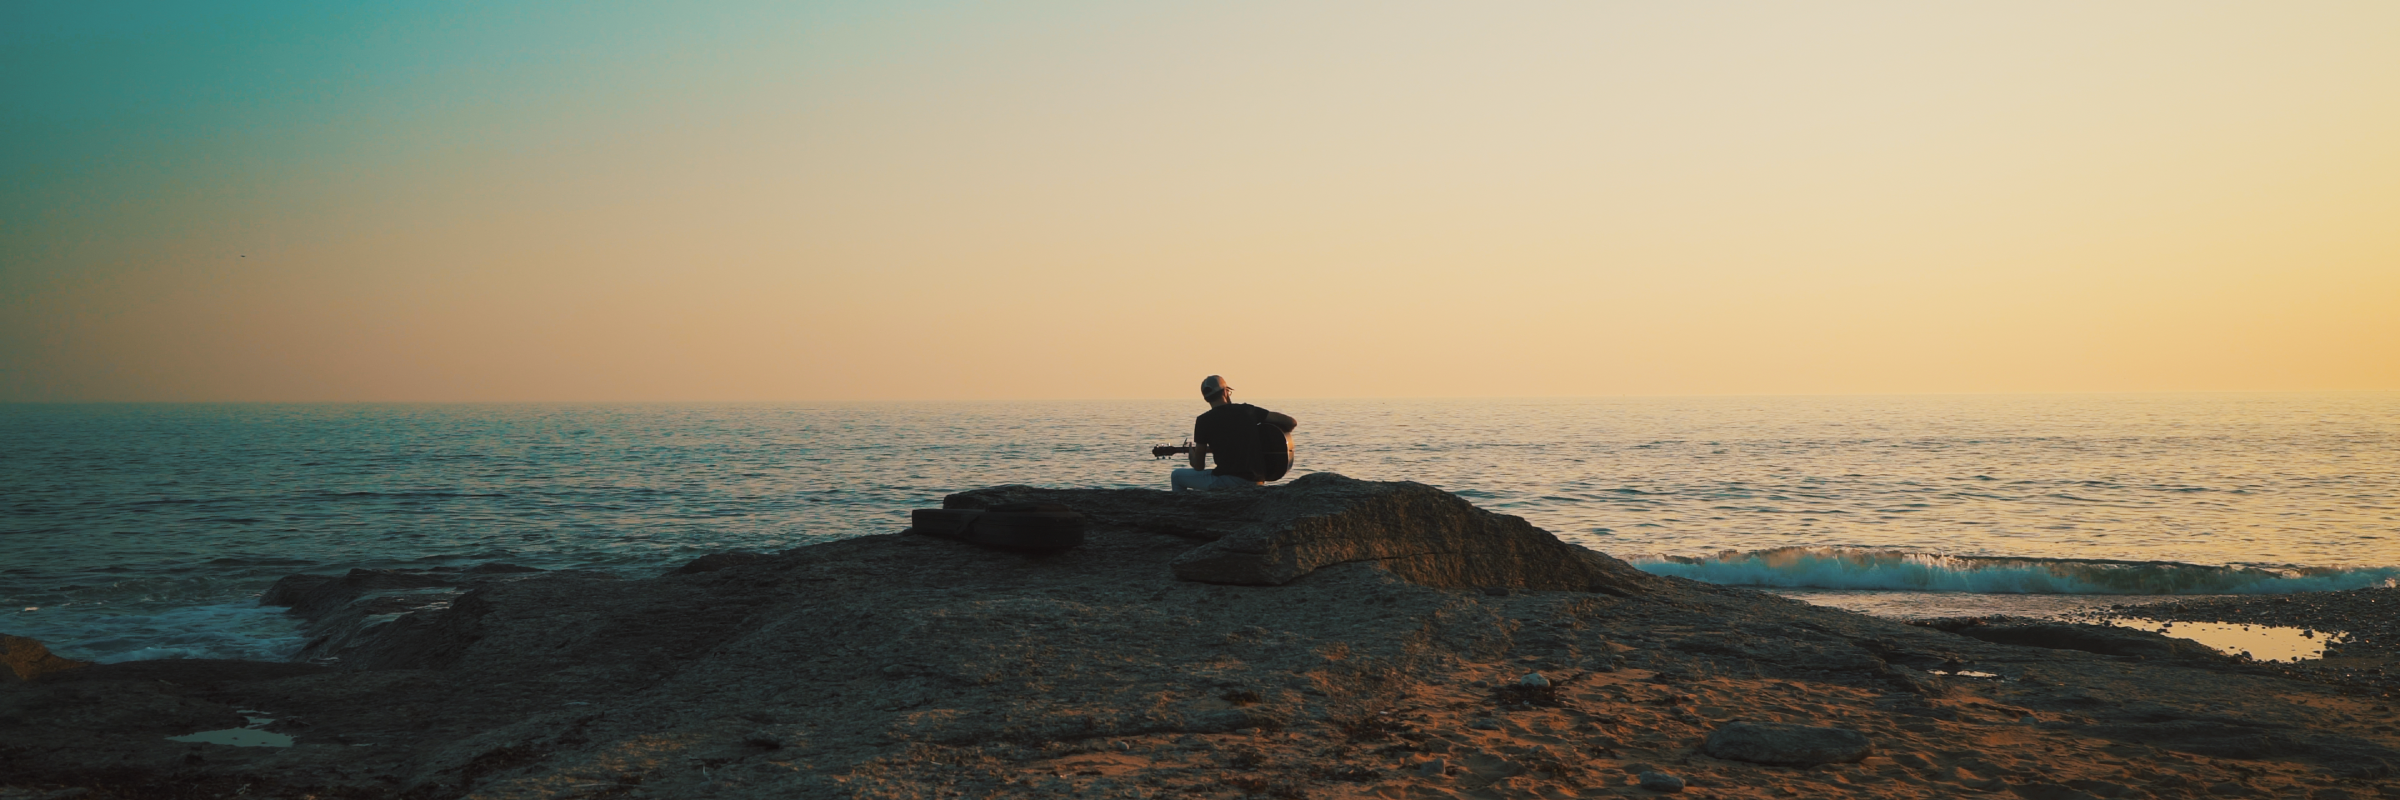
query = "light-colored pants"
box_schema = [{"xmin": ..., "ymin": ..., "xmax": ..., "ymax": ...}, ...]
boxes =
[{"xmin": 1172, "ymin": 468, "xmax": 1260, "ymax": 492}]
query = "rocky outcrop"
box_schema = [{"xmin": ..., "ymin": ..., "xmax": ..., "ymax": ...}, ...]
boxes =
[
  {"xmin": 259, "ymin": 564, "xmax": 547, "ymax": 664},
  {"xmin": 2, "ymin": 634, "xmax": 88, "ymax": 682},
  {"xmin": 7, "ymin": 478, "xmax": 2394, "ymax": 800},
  {"xmin": 948, "ymin": 473, "xmax": 1663, "ymax": 594}
]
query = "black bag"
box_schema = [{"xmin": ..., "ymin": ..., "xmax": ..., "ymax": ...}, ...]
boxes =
[{"xmin": 907, "ymin": 503, "xmax": 1086, "ymax": 551}]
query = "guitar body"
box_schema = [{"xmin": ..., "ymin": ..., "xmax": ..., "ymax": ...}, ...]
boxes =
[{"xmin": 1254, "ymin": 422, "xmax": 1293, "ymax": 481}]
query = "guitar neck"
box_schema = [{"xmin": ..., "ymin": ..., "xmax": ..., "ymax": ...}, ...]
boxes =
[{"xmin": 1151, "ymin": 445, "xmax": 1197, "ymax": 459}]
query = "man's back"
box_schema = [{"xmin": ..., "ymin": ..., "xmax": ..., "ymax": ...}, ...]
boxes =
[{"xmin": 1195, "ymin": 402, "xmax": 1271, "ymax": 480}]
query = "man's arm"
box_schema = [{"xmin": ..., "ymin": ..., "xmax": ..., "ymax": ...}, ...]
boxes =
[{"xmin": 1265, "ymin": 411, "xmax": 1296, "ymax": 432}]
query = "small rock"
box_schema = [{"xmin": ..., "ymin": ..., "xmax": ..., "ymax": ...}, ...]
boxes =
[
  {"xmin": 1701, "ymin": 721, "xmax": 1872, "ymax": 767},
  {"xmin": 1518, "ymin": 672, "xmax": 1550, "ymax": 688},
  {"xmin": 1469, "ymin": 717, "xmax": 1503, "ymax": 730},
  {"xmin": 1418, "ymin": 757, "xmax": 1447, "ymax": 777},
  {"xmin": 1638, "ymin": 771, "xmax": 1685, "ymax": 792}
]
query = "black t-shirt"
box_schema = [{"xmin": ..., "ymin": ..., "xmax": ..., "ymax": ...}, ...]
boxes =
[{"xmin": 1195, "ymin": 403, "xmax": 1272, "ymax": 480}]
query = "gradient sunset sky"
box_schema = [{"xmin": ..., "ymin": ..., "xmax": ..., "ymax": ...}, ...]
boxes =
[{"xmin": 5, "ymin": 2, "xmax": 2395, "ymax": 401}]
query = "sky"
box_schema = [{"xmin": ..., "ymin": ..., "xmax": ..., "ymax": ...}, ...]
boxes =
[{"xmin": 4, "ymin": 1, "xmax": 2396, "ymax": 402}]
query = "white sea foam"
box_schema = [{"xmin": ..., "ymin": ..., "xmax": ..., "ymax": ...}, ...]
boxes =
[
  {"xmin": 11, "ymin": 602, "xmax": 307, "ymax": 664},
  {"xmin": 1631, "ymin": 547, "xmax": 2400, "ymax": 595}
]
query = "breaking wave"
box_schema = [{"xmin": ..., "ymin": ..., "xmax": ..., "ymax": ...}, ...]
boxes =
[{"xmin": 1629, "ymin": 547, "xmax": 2400, "ymax": 595}]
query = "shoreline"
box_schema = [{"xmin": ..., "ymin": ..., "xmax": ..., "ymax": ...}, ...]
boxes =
[
  {"xmin": 18, "ymin": 579, "xmax": 2400, "ymax": 669},
  {"xmin": 6, "ymin": 475, "xmax": 2398, "ymax": 799}
]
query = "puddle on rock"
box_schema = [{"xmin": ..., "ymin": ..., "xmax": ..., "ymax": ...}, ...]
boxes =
[
  {"xmin": 168, "ymin": 728, "xmax": 295, "ymax": 747},
  {"xmin": 1930, "ymin": 669, "xmax": 2001, "ymax": 678},
  {"xmin": 166, "ymin": 710, "xmax": 293, "ymax": 748},
  {"xmin": 2101, "ymin": 618, "xmax": 2346, "ymax": 662}
]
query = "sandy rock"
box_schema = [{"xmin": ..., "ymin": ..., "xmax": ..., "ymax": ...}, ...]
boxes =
[
  {"xmin": 1701, "ymin": 721, "xmax": 1873, "ymax": 766},
  {"xmin": 951, "ymin": 473, "xmax": 1662, "ymax": 593},
  {"xmin": 1, "ymin": 634, "xmax": 89, "ymax": 682},
  {"xmin": 1672, "ymin": 630, "xmax": 1890, "ymax": 673}
]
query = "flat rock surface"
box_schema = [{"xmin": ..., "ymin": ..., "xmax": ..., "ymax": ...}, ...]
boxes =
[{"xmin": 4, "ymin": 476, "xmax": 2398, "ymax": 799}]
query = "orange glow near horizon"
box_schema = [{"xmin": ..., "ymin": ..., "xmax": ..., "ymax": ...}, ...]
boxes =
[{"xmin": 4, "ymin": 2, "xmax": 2396, "ymax": 401}]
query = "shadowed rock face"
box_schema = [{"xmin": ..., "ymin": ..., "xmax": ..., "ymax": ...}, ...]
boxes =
[{"xmin": 947, "ymin": 473, "xmax": 1663, "ymax": 595}]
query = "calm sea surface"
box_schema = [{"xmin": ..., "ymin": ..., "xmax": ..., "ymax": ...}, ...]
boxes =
[{"xmin": 3, "ymin": 394, "xmax": 2395, "ymax": 662}]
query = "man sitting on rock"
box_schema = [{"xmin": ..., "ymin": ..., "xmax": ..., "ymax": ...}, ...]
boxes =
[{"xmin": 1172, "ymin": 375, "xmax": 1298, "ymax": 491}]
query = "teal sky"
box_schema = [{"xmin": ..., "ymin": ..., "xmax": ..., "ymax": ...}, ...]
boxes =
[{"xmin": 7, "ymin": 2, "xmax": 2398, "ymax": 401}]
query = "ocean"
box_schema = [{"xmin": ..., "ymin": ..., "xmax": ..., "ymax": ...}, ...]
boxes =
[{"xmin": 4, "ymin": 394, "xmax": 2395, "ymax": 664}]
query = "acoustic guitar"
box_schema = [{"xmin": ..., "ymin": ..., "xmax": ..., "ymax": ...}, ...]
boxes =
[{"xmin": 1151, "ymin": 423, "xmax": 1294, "ymax": 482}]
